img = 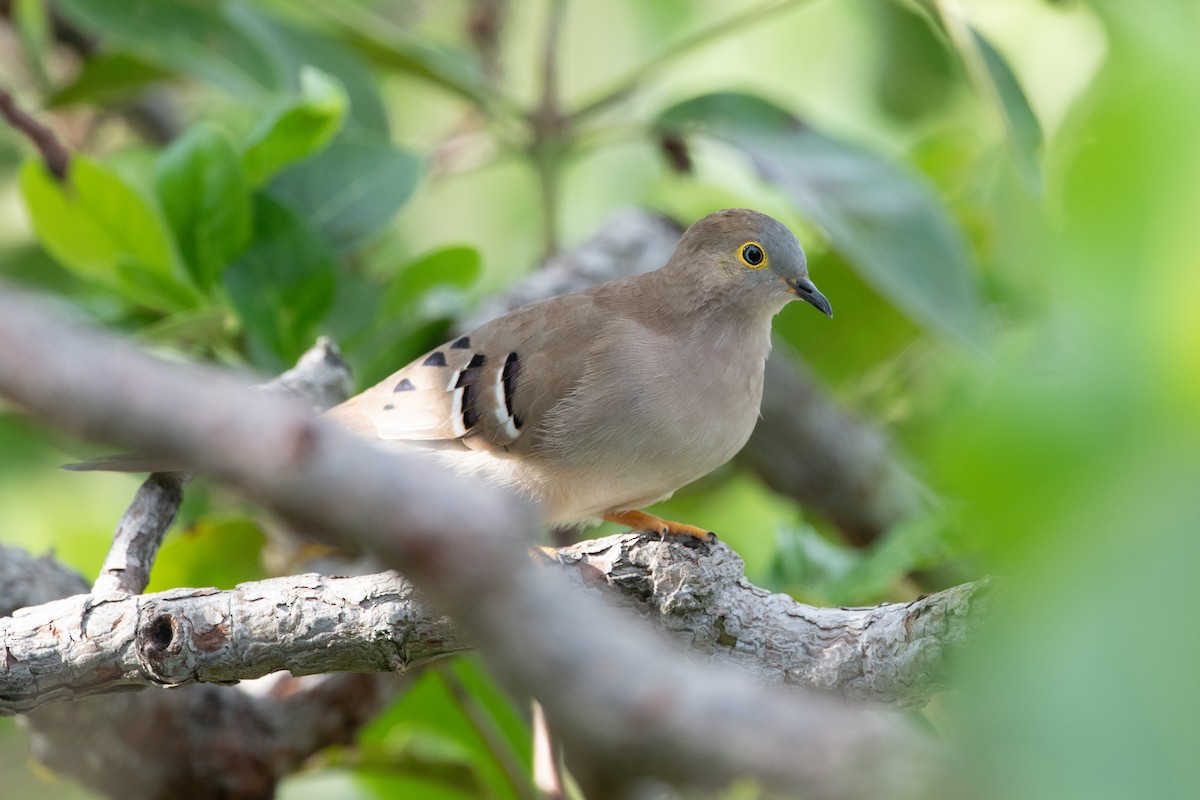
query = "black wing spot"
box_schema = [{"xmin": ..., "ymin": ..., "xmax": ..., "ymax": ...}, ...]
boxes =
[
  {"xmin": 383, "ymin": 403, "xmax": 395, "ymax": 410},
  {"xmin": 502, "ymin": 352, "xmax": 521, "ymax": 417},
  {"xmin": 423, "ymin": 351, "xmax": 447, "ymax": 367},
  {"xmin": 393, "ymin": 378, "xmax": 416, "ymax": 392},
  {"xmin": 461, "ymin": 383, "xmax": 480, "ymax": 429},
  {"xmin": 451, "ymin": 336, "xmax": 471, "ymax": 349},
  {"xmin": 455, "ymin": 353, "xmax": 488, "ymax": 388}
]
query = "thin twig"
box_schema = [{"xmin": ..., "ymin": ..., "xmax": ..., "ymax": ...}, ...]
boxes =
[
  {"xmin": 92, "ymin": 472, "xmax": 186, "ymax": 595},
  {"xmin": 530, "ymin": 0, "xmax": 568, "ymax": 257},
  {"xmin": 569, "ymin": 0, "xmax": 814, "ymax": 124},
  {"xmin": 0, "ymin": 85, "xmax": 70, "ymax": 180}
]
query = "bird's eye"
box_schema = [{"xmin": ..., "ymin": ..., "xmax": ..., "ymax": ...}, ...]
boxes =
[{"xmin": 740, "ymin": 242, "xmax": 766, "ymax": 268}]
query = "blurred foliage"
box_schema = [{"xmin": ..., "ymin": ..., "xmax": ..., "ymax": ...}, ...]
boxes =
[{"xmin": 1, "ymin": 0, "xmax": 1198, "ymax": 798}]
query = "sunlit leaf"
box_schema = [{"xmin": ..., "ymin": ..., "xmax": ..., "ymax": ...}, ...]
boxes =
[
  {"xmin": 56, "ymin": 0, "xmax": 283, "ymax": 99},
  {"xmin": 223, "ymin": 194, "xmax": 336, "ymax": 367},
  {"xmin": 380, "ymin": 246, "xmax": 481, "ymax": 318},
  {"xmin": 656, "ymin": 92, "xmax": 986, "ymax": 348},
  {"xmin": 356, "ymin": 663, "xmax": 528, "ymax": 800},
  {"xmin": 243, "ymin": 67, "xmax": 348, "ymax": 186},
  {"xmin": 18, "ymin": 157, "xmax": 196, "ymax": 309},
  {"xmin": 155, "ymin": 123, "xmax": 252, "ymax": 289},
  {"xmin": 146, "ymin": 517, "xmax": 265, "ymax": 593},
  {"xmin": 268, "ymin": 132, "xmax": 420, "ymax": 253}
]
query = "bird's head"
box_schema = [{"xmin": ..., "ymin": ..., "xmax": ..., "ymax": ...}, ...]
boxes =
[{"xmin": 672, "ymin": 208, "xmax": 833, "ymax": 318}]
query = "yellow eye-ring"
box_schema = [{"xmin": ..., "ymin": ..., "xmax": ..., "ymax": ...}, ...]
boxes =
[{"xmin": 739, "ymin": 242, "xmax": 767, "ymax": 269}]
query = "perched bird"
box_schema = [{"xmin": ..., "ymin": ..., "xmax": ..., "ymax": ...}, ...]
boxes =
[{"xmin": 325, "ymin": 208, "xmax": 831, "ymax": 540}]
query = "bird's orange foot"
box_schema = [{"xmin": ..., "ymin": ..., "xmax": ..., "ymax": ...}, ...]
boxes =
[{"xmin": 602, "ymin": 510, "xmax": 717, "ymax": 544}]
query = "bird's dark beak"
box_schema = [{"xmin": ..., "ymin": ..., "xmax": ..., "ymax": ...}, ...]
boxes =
[{"xmin": 787, "ymin": 277, "xmax": 833, "ymax": 318}]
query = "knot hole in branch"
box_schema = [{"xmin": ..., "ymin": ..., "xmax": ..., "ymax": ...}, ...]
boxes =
[{"xmin": 145, "ymin": 614, "xmax": 178, "ymax": 654}]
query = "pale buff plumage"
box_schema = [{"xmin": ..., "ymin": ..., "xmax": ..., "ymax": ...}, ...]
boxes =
[{"xmin": 326, "ymin": 208, "xmax": 832, "ymax": 536}]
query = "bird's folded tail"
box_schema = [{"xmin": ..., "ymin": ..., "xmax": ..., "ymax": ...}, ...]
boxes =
[{"xmin": 62, "ymin": 454, "xmax": 181, "ymax": 473}]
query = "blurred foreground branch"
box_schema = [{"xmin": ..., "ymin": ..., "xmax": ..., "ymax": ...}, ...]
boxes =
[
  {"xmin": 5, "ymin": 339, "xmax": 400, "ymax": 800},
  {"xmin": 0, "ymin": 285, "xmax": 939, "ymax": 798}
]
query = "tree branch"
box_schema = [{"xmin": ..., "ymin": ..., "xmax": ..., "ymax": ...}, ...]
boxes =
[
  {"xmin": 0, "ymin": 84, "xmax": 70, "ymax": 180},
  {"xmin": 0, "ymin": 570, "xmax": 463, "ymax": 713},
  {"xmin": 0, "ymin": 284, "xmax": 939, "ymax": 798},
  {"xmin": 0, "ymin": 533, "xmax": 987, "ymax": 715}
]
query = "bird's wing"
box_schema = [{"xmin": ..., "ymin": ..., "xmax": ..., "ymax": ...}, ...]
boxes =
[{"xmin": 325, "ymin": 286, "xmax": 621, "ymax": 454}]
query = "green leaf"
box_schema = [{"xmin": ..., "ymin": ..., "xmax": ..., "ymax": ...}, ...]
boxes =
[
  {"xmin": 155, "ymin": 123, "xmax": 252, "ymax": 289},
  {"xmin": 268, "ymin": 132, "xmax": 420, "ymax": 253},
  {"xmin": 973, "ymin": 29, "xmax": 1043, "ymax": 192},
  {"xmin": 48, "ymin": 52, "xmax": 175, "ymax": 108},
  {"xmin": 827, "ymin": 513, "xmax": 957, "ymax": 603},
  {"xmin": 347, "ymin": 246, "xmax": 480, "ymax": 386},
  {"xmin": 223, "ymin": 194, "xmax": 336, "ymax": 367},
  {"xmin": 656, "ymin": 92, "xmax": 986, "ymax": 348},
  {"xmin": 280, "ymin": 0, "xmax": 496, "ymax": 113},
  {"xmin": 146, "ymin": 517, "xmax": 265, "ymax": 593},
  {"xmin": 18, "ymin": 156, "xmax": 195, "ymax": 309},
  {"xmin": 56, "ymin": 0, "xmax": 284, "ymax": 99},
  {"xmin": 243, "ymin": 66, "xmax": 348, "ymax": 186},
  {"xmin": 357, "ymin": 663, "xmax": 528, "ymax": 800},
  {"xmin": 380, "ymin": 246, "xmax": 481, "ymax": 318},
  {"xmin": 224, "ymin": 3, "xmax": 390, "ymax": 134},
  {"xmin": 13, "ymin": 0, "xmax": 51, "ymax": 82}
]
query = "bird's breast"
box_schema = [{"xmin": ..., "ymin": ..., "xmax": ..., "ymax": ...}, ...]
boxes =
[{"xmin": 526, "ymin": 316, "xmax": 771, "ymax": 521}]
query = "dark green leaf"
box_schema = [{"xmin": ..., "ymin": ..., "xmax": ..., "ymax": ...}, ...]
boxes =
[
  {"xmin": 48, "ymin": 53, "xmax": 175, "ymax": 108},
  {"xmin": 18, "ymin": 157, "xmax": 197, "ymax": 309},
  {"xmin": 872, "ymin": 0, "xmax": 956, "ymax": 121},
  {"xmin": 656, "ymin": 92, "xmax": 986, "ymax": 348},
  {"xmin": 223, "ymin": 194, "xmax": 336, "ymax": 366},
  {"xmin": 268, "ymin": 132, "xmax": 420, "ymax": 253},
  {"xmin": 827, "ymin": 513, "xmax": 956, "ymax": 603},
  {"xmin": 224, "ymin": 3, "xmax": 390, "ymax": 134},
  {"xmin": 56, "ymin": 0, "xmax": 284, "ymax": 99},
  {"xmin": 243, "ymin": 67, "xmax": 349, "ymax": 186},
  {"xmin": 344, "ymin": 246, "xmax": 480, "ymax": 387},
  {"xmin": 155, "ymin": 123, "xmax": 252, "ymax": 289}
]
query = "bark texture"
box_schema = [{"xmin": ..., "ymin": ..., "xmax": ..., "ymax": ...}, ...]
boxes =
[{"xmin": 1, "ymin": 535, "xmax": 988, "ymax": 715}]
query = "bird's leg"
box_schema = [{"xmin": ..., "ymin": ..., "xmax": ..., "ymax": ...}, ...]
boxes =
[{"xmin": 602, "ymin": 510, "xmax": 716, "ymax": 543}]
